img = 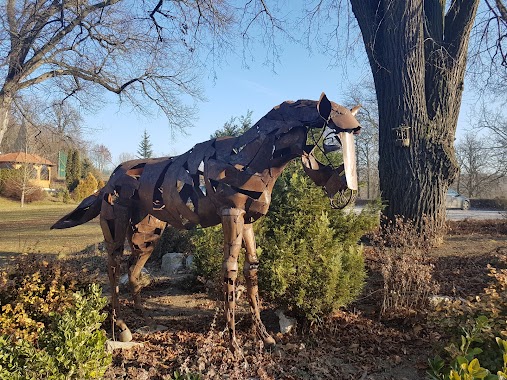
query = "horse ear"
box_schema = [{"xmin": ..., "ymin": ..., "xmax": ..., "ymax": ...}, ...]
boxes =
[
  {"xmin": 318, "ymin": 92, "xmax": 332, "ymax": 121},
  {"xmin": 350, "ymin": 105, "xmax": 361, "ymax": 116}
]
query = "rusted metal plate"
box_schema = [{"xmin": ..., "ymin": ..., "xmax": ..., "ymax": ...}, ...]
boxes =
[
  {"xmin": 245, "ymin": 133, "xmax": 276, "ymax": 173},
  {"xmin": 229, "ymin": 134, "xmax": 266, "ymax": 167},
  {"xmin": 187, "ymin": 140, "xmax": 214, "ymax": 174},
  {"xmin": 214, "ymin": 137, "xmax": 237, "ymax": 161},
  {"xmin": 204, "ymin": 159, "xmax": 229, "ymax": 182},
  {"xmin": 135, "ymin": 159, "xmax": 173, "ymax": 211},
  {"xmin": 301, "ymin": 151, "xmax": 333, "ymax": 186}
]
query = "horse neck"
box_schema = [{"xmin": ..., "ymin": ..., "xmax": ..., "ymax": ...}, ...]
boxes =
[
  {"xmin": 229, "ymin": 100, "xmax": 323, "ymax": 180},
  {"xmin": 265, "ymin": 126, "xmax": 311, "ymax": 180}
]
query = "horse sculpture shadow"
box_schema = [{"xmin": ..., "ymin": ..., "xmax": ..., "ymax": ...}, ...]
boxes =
[{"xmin": 52, "ymin": 93, "xmax": 361, "ymax": 353}]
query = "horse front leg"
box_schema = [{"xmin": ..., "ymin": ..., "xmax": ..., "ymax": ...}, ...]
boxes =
[
  {"xmin": 242, "ymin": 223, "xmax": 276, "ymax": 346},
  {"xmin": 221, "ymin": 208, "xmax": 245, "ymax": 353}
]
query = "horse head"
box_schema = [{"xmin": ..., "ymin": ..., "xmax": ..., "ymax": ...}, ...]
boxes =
[{"xmin": 301, "ymin": 93, "xmax": 361, "ymax": 209}]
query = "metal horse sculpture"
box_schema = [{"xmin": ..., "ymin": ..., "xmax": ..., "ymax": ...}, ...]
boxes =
[{"xmin": 51, "ymin": 93, "xmax": 361, "ymax": 351}]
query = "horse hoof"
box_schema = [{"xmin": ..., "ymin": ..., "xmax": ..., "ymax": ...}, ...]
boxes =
[
  {"xmin": 116, "ymin": 320, "xmax": 133, "ymax": 342},
  {"xmin": 119, "ymin": 327, "xmax": 132, "ymax": 342},
  {"xmin": 263, "ymin": 335, "xmax": 276, "ymax": 347}
]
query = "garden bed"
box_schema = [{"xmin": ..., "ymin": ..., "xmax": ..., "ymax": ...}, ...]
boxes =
[{"xmin": 94, "ymin": 220, "xmax": 507, "ymax": 379}]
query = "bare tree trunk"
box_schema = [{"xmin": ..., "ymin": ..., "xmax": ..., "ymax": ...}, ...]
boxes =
[
  {"xmin": 0, "ymin": 93, "xmax": 12, "ymax": 148},
  {"xmin": 350, "ymin": 0, "xmax": 479, "ymax": 242},
  {"xmin": 365, "ymin": 148, "xmax": 371, "ymax": 199},
  {"xmin": 21, "ymin": 137, "xmax": 29, "ymax": 208},
  {"xmin": 20, "ymin": 181, "xmax": 25, "ymax": 208}
]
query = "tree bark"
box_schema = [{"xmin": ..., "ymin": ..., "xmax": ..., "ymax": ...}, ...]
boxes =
[
  {"xmin": 350, "ymin": 0, "xmax": 479, "ymax": 242},
  {"xmin": 0, "ymin": 93, "xmax": 13, "ymax": 149}
]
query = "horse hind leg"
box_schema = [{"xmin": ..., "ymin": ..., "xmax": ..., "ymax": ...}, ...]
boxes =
[
  {"xmin": 221, "ymin": 208, "xmax": 245, "ymax": 354},
  {"xmin": 242, "ymin": 223, "xmax": 276, "ymax": 346},
  {"xmin": 100, "ymin": 203, "xmax": 132, "ymax": 342},
  {"xmin": 127, "ymin": 214, "xmax": 166, "ymax": 323}
]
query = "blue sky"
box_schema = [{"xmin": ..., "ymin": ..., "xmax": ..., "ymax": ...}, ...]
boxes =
[
  {"xmin": 84, "ymin": 37, "xmax": 375, "ymax": 164},
  {"xmin": 84, "ymin": 20, "xmax": 479, "ymax": 166}
]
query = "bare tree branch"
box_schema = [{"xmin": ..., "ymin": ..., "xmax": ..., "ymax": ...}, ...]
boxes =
[
  {"xmin": 1, "ymin": 1, "xmax": 286, "ymax": 146},
  {"xmin": 467, "ymin": 1, "xmax": 507, "ymax": 95}
]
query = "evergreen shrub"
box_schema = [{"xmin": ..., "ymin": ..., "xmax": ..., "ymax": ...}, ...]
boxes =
[
  {"xmin": 190, "ymin": 225, "xmax": 227, "ymax": 292},
  {"xmin": 257, "ymin": 162, "xmax": 379, "ymax": 322},
  {"xmin": 65, "ymin": 150, "xmax": 81, "ymax": 192},
  {"xmin": 72, "ymin": 172, "xmax": 98, "ymax": 201}
]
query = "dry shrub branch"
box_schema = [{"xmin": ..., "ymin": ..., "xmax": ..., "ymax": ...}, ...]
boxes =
[{"xmin": 369, "ymin": 216, "xmax": 440, "ymax": 318}]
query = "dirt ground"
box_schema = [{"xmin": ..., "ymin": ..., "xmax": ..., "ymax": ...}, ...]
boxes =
[{"xmin": 85, "ymin": 219, "xmax": 507, "ymax": 380}]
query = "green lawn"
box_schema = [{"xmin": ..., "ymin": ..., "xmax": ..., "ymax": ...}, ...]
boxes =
[{"xmin": 0, "ymin": 197, "xmax": 103, "ymax": 265}]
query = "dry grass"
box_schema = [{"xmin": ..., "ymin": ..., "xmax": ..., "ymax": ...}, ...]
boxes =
[{"xmin": 0, "ymin": 197, "xmax": 103, "ymax": 265}]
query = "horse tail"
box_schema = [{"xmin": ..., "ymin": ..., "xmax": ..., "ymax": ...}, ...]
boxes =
[{"xmin": 51, "ymin": 190, "xmax": 103, "ymax": 229}]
